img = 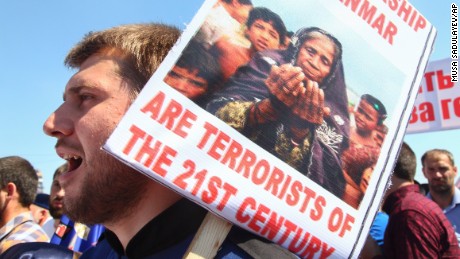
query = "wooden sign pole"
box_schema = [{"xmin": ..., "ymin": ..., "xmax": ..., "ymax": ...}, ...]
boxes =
[{"xmin": 183, "ymin": 212, "xmax": 233, "ymax": 259}]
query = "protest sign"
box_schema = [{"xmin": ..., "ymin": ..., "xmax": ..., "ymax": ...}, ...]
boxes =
[
  {"xmin": 104, "ymin": 0, "xmax": 436, "ymax": 257},
  {"xmin": 406, "ymin": 58, "xmax": 460, "ymax": 134}
]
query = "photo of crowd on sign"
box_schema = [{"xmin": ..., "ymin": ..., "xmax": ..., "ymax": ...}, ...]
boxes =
[{"xmin": 162, "ymin": 0, "xmax": 394, "ymax": 209}]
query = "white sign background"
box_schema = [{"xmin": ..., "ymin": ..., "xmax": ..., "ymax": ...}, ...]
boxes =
[
  {"xmin": 104, "ymin": 0, "xmax": 436, "ymax": 257},
  {"xmin": 406, "ymin": 58, "xmax": 460, "ymax": 134}
]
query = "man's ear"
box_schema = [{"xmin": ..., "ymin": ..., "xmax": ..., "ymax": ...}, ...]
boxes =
[
  {"xmin": 5, "ymin": 182, "xmax": 16, "ymax": 198},
  {"xmin": 38, "ymin": 209, "xmax": 49, "ymax": 225},
  {"xmin": 421, "ymin": 167, "xmax": 428, "ymax": 178}
]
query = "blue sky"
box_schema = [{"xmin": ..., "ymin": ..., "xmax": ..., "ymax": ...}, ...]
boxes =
[{"xmin": 0, "ymin": 0, "xmax": 457, "ymax": 193}]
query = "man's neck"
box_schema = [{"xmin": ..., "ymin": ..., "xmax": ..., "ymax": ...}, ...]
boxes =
[
  {"xmin": 0, "ymin": 206, "xmax": 29, "ymax": 227},
  {"xmin": 384, "ymin": 177, "xmax": 413, "ymax": 201},
  {"xmin": 430, "ymin": 188, "xmax": 454, "ymax": 209},
  {"xmin": 103, "ymin": 183, "xmax": 182, "ymax": 251}
]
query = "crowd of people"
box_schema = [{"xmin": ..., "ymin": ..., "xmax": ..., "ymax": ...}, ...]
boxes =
[
  {"xmin": 0, "ymin": 159, "xmax": 104, "ymax": 258},
  {"xmin": 0, "ymin": 0, "xmax": 458, "ymax": 258},
  {"xmin": 361, "ymin": 144, "xmax": 460, "ymax": 258},
  {"xmin": 1, "ymin": 145, "xmax": 458, "ymax": 258}
]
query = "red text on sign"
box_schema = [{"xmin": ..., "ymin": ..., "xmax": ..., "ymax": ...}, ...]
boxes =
[
  {"xmin": 122, "ymin": 125, "xmax": 177, "ymax": 177},
  {"xmin": 410, "ymin": 97, "xmax": 460, "ymax": 124},
  {"xmin": 327, "ymin": 207, "xmax": 355, "ymax": 238},
  {"xmin": 236, "ymin": 197, "xmax": 336, "ymax": 258},
  {"xmin": 197, "ymin": 122, "xmax": 327, "ymax": 217},
  {"xmin": 173, "ymin": 159, "xmax": 238, "ymax": 211},
  {"xmin": 140, "ymin": 90, "xmax": 197, "ymax": 138},
  {"xmin": 419, "ymin": 70, "xmax": 454, "ymax": 93}
]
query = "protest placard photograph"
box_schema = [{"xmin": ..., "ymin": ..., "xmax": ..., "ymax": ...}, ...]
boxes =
[
  {"xmin": 103, "ymin": 0, "xmax": 436, "ymax": 257},
  {"xmin": 4, "ymin": 0, "xmax": 460, "ymax": 257}
]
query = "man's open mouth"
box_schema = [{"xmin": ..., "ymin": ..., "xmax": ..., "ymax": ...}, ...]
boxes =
[{"xmin": 63, "ymin": 155, "xmax": 83, "ymax": 172}]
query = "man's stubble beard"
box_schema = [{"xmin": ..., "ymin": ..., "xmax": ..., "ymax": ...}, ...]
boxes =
[
  {"xmin": 429, "ymin": 182, "xmax": 453, "ymax": 195},
  {"xmin": 64, "ymin": 153, "xmax": 148, "ymax": 225},
  {"xmin": 49, "ymin": 206, "xmax": 64, "ymax": 220}
]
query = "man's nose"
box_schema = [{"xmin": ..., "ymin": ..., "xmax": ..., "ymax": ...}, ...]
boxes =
[
  {"xmin": 435, "ymin": 171, "xmax": 443, "ymax": 178},
  {"xmin": 43, "ymin": 112, "xmax": 57, "ymax": 137},
  {"xmin": 43, "ymin": 105, "xmax": 73, "ymax": 138}
]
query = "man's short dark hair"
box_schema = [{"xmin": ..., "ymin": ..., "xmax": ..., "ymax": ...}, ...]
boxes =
[
  {"xmin": 393, "ymin": 142, "xmax": 416, "ymax": 181},
  {"xmin": 53, "ymin": 163, "xmax": 68, "ymax": 181},
  {"xmin": 421, "ymin": 149, "xmax": 455, "ymax": 167},
  {"xmin": 65, "ymin": 23, "xmax": 181, "ymax": 101},
  {"xmin": 246, "ymin": 7, "xmax": 287, "ymax": 45},
  {"xmin": 0, "ymin": 156, "xmax": 38, "ymax": 207}
]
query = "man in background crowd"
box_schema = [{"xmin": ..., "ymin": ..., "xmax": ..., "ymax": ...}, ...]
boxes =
[
  {"xmin": 381, "ymin": 143, "xmax": 459, "ymax": 257},
  {"xmin": 30, "ymin": 193, "xmax": 55, "ymax": 238},
  {"xmin": 422, "ymin": 149, "xmax": 460, "ymax": 243},
  {"xmin": 0, "ymin": 156, "xmax": 49, "ymax": 253},
  {"xmin": 49, "ymin": 164, "xmax": 66, "ymax": 230}
]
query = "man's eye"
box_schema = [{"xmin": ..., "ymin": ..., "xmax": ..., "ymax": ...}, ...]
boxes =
[{"xmin": 80, "ymin": 94, "xmax": 93, "ymax": 101}]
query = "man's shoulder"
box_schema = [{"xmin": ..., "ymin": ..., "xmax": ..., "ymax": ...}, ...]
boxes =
[
  {"xmin": 445, "ymin": 190, "xmax": 460, "ymax": 217},
  {"xmin": 386, "ymin": 187, "xmax": 444, "ymax": 220},
  {"xmin": 6, "ymin": 218, "xmax": 49, "ymax": 242},
  {"xmin": 1, "ymin": 242, "xmax": 75, "ymax": 259},
  {"xmin": 453, "ymin": 188, "xmax": 460, "ymax": 205},
  {"xmin": 223, "ymin": 226, "xmax": 298, "ymax": 259},
  {"xmin": 80, "ymin": 238, "xmax": 119, "ymax": 259},
  {"xmin": 389, "ymin": 191, "xmax": 454, "ymax": 235},
  {"xmin": 82, "ymin": 226, "xmax": 298, "ymax": 259},
  {"xmin": 0, "ymin": 218, "xmax": 49, "ymax": 254},
  {"xmin": 398, "ymin": 190, "xmax": 441, "ymax": 214}
]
